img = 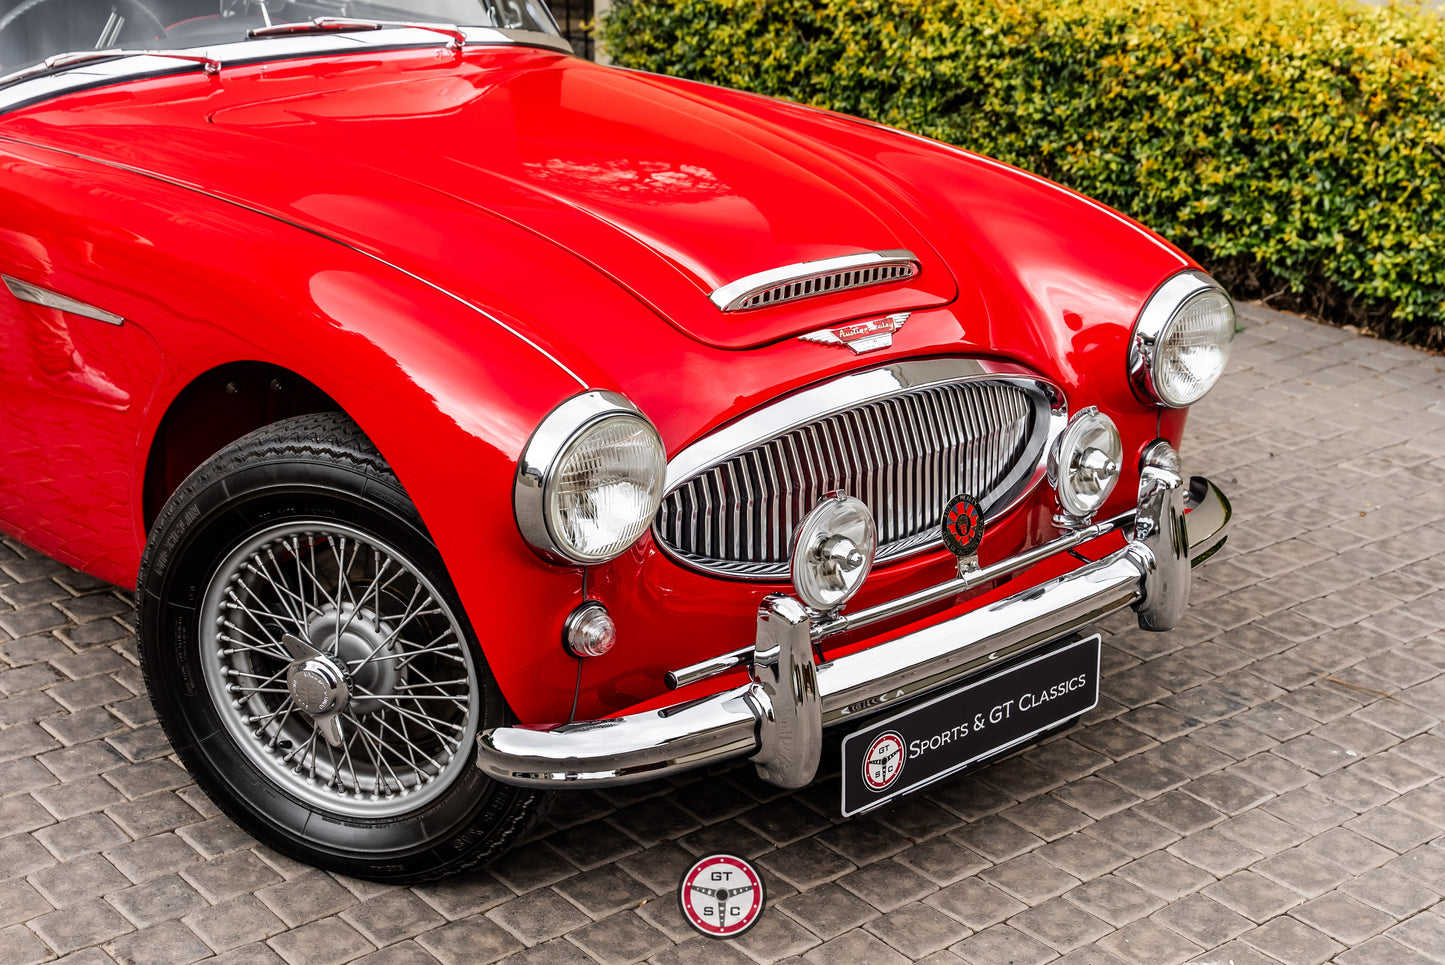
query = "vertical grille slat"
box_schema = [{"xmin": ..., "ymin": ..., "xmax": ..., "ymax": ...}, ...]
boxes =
[{"xmin": 657, "ymin": 377, "xmax": 1044, "ymax": 578}]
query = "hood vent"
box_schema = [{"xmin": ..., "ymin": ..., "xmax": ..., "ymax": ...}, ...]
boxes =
[{"xmin": 710, "ymin": 250, "xmax": 919, "ymax": 312}]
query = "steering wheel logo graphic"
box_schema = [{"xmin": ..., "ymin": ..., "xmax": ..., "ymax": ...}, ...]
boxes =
[
  {"xmin": 678, "ymin": 853, "xmax": 766, "ymax": 938},
  {"xmin": 862, "ymin": 730, "xmax": 907, "ymax": 792}
]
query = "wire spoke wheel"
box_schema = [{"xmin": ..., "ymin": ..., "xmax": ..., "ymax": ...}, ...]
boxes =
[
  {"xmin": 200, "ymin": 521, "xmax": 480, "ymax": 817},
  {"xmin": 142, "ymin": 414, "xmax": 550, "ymax": 880}
]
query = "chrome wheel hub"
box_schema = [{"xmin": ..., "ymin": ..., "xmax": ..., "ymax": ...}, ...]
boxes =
[
  {"xmin": 287, "ymin": 655, "xmax": 349, "ymax": 716},
  {"xmin": 302, "ymin": 605, "xmax": 397, "ymax": 715},
  {"xmin": 199, "ymin": 522, "xmax": 480, "ymax": 817}
]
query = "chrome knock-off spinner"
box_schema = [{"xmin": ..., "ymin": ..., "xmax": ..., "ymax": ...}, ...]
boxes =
[
  {"xmin": 302, "ymin": 605, "xmax": 398, "ymax": 715},
  {"xmin": 281, "ymin": 633, "xmax": 350, "ymax": 747}
]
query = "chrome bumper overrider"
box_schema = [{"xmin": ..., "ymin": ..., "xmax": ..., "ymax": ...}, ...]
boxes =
[{"xmin": 477, "ymin": 445, "xmax": 1230, "ymax": 790}]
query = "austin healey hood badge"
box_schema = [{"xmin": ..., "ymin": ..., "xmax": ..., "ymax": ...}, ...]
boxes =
[{"xmin": 798, "ymin": 312, "xmax": 910, "ymax": 354}]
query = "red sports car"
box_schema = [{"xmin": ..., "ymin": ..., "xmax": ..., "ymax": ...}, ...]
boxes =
[{"xmin": 0, "ymin": 0, "xmax": 1233, "ymax": 882}]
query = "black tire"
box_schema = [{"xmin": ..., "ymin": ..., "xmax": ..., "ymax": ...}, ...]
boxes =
[{"xmin": 138, "ymin": 412, "xmax": 551, "ymax": 883}]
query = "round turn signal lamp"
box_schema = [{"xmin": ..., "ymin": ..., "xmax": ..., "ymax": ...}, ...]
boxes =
[{"xmin": 564, "ymin": 602, "xmax": 617, "ymax": 658}]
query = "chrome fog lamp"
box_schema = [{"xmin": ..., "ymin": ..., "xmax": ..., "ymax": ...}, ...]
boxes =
[
  {"xmin": 515, "ymin": 391, "xmax": 666, "ymax": 564},
  {"xmin": 791, "ymin": 494, "xmax": 876, "ymax": 612},
  {"xmin": 1129, "ymin": 270, "xmax": 1235, "ymax": 407},
  {"xmin": 1048, "ymin": 407, "xmax": 1122, "ymax": 523}
]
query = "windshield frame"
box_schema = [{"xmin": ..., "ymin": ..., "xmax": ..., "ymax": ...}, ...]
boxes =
[{"xmin": 0, "ymin": 23, "xmax": 572, "ymax": 107}]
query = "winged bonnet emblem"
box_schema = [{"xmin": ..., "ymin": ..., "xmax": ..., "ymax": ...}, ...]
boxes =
[{"xmin": 798, "ymin": 313, "xmax": 910, "ymax": 354}]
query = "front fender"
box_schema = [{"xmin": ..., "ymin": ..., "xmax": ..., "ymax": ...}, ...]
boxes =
[{"xmin": 0, "ymin": 136, "xmax": 627, "ymax": 723}]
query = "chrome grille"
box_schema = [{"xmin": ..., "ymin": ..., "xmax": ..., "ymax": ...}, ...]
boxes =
[{"xmin": 656, "ymin": 374, "xmax": 1050, "ymax": 578}]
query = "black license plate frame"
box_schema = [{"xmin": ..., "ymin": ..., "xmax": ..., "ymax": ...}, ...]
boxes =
[{"xmin": 841, "ymin": 634, "xmax": 1101, "ymax": 816}]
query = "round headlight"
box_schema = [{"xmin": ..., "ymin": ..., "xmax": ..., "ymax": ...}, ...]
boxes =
[
  {"xmin": 515, "ymin": 391, "xmax": 666, "ymax": 564},
  {"xmin": 791, "ymin": 494, "xmax": 876, "ymax": 612},
  {"xmin": 1129, "ymin": 271, "xmax": 1235, "ymax": 407},
  {"xmin": 1048, "ymin": 407, "xmax": 1122, "ymax": 521}
]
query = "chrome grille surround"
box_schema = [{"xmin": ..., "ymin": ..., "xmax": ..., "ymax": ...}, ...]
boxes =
[
  {"xmin": 655, "ymin": 359, "xmax": 1065, "ymax": 579},
  {"xmin": 710, "ymin": 250, "xmax": 920, "ymax": 312}
]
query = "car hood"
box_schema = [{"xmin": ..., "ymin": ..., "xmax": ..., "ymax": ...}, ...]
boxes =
[
  {"xmin": 2, "ymin": 45, "xmax": 962, "ymax": 350},
  {"xmin": 1, "ymin": 44, "xmax": 1190, "ymax": 420}
]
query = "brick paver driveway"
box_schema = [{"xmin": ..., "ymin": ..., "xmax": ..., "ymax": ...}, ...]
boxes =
[{"xmin": 2, "ymin": 302, "xmax": 1443, "ymax": 965}]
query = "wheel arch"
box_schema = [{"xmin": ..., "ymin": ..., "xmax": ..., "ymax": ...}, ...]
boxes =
[{"xmin": 141, "ymin": 361, "xmax": 343, "ymax": 533}]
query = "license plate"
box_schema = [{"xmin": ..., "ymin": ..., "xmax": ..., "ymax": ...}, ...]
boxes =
[{"xmin": 841, "ymin": 635, "xmax": 1101, "ymax": 816}]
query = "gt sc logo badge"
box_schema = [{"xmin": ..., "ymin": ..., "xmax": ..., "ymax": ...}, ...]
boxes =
[
  {"xmin": 863, "ymin": 730, "xmax": 907, "ymax": 792},
  {"xmin": 678, "ymin": 853, "xmax": 766, "ymax": 938},
  {"xmin": 798, "ymin": 312, "xmax": 910, "ymax": 354}
]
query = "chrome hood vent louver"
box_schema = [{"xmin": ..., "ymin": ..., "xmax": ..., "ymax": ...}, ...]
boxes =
[
  {"xmin": 710, "ymin": 250, "xmax": 920, "ymax": 312},
  {"xmin": 654, "ymin": 360, "xmax": 1064, "ymax": 579}
]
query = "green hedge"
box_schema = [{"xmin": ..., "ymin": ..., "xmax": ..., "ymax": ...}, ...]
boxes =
[{"xmin": 602, "ymin": 0, "xmax": 1445, "ymax": 345}]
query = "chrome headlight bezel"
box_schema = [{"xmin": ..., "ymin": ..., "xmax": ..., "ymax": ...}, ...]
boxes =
[
  {"xmin": 514, "ymin": 390, "xmax": 666, "ymax": 565},
  {"xmin": 1128, "ymin": 270, "xmax": 1235, "ymax": 408}
]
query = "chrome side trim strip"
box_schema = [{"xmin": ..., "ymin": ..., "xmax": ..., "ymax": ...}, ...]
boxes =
[
  {"xmin": 2, "ymin": 275, "xmax": 123, "ymax": 325},
  {"xmin": 709, "ymin": 250, "xmax": 919, "ymax": 312}
]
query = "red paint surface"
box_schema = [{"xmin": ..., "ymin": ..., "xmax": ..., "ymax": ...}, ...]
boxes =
[{"xmin": 0, "ymin": 45, "xmax": 1197, "ymax": 723}]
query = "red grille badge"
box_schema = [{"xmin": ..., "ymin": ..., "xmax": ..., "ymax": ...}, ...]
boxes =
[
  {"xmin": 941, "ymin": 493, "xmax": 985, "ymax": 568},
  {"xmin": 798, "ymin": 312, "xmax": 909, "ymax": 354}
]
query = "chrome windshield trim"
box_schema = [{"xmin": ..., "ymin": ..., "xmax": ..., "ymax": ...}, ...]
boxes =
[
  {"xmin": 248, "ymin": 18, "xmax": 467, "ymax": 50},
  {"xmin": 0, "ymin": 27, "xmax": 572, "ymax": 109},
  {"xmin": 0, "ymin": 49, "xmax": 222, "ymax": 86},
  {"xmin": 709, "ymin": 250, "xmax": 919, "ymax": 312},
  {"xmin": 2, "ymin": 275, "xmax": 124, "ymax": 325}
]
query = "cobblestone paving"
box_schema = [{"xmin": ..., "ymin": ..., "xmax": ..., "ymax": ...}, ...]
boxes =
[{"xmin": 3, "ymin": 302, "xmax": 1445, "ymax": 965}]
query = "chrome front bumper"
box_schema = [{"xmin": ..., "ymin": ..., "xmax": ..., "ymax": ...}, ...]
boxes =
[{"xmin": 477, "ymin": 445, "xmax": 1230, "ymax": 790}]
